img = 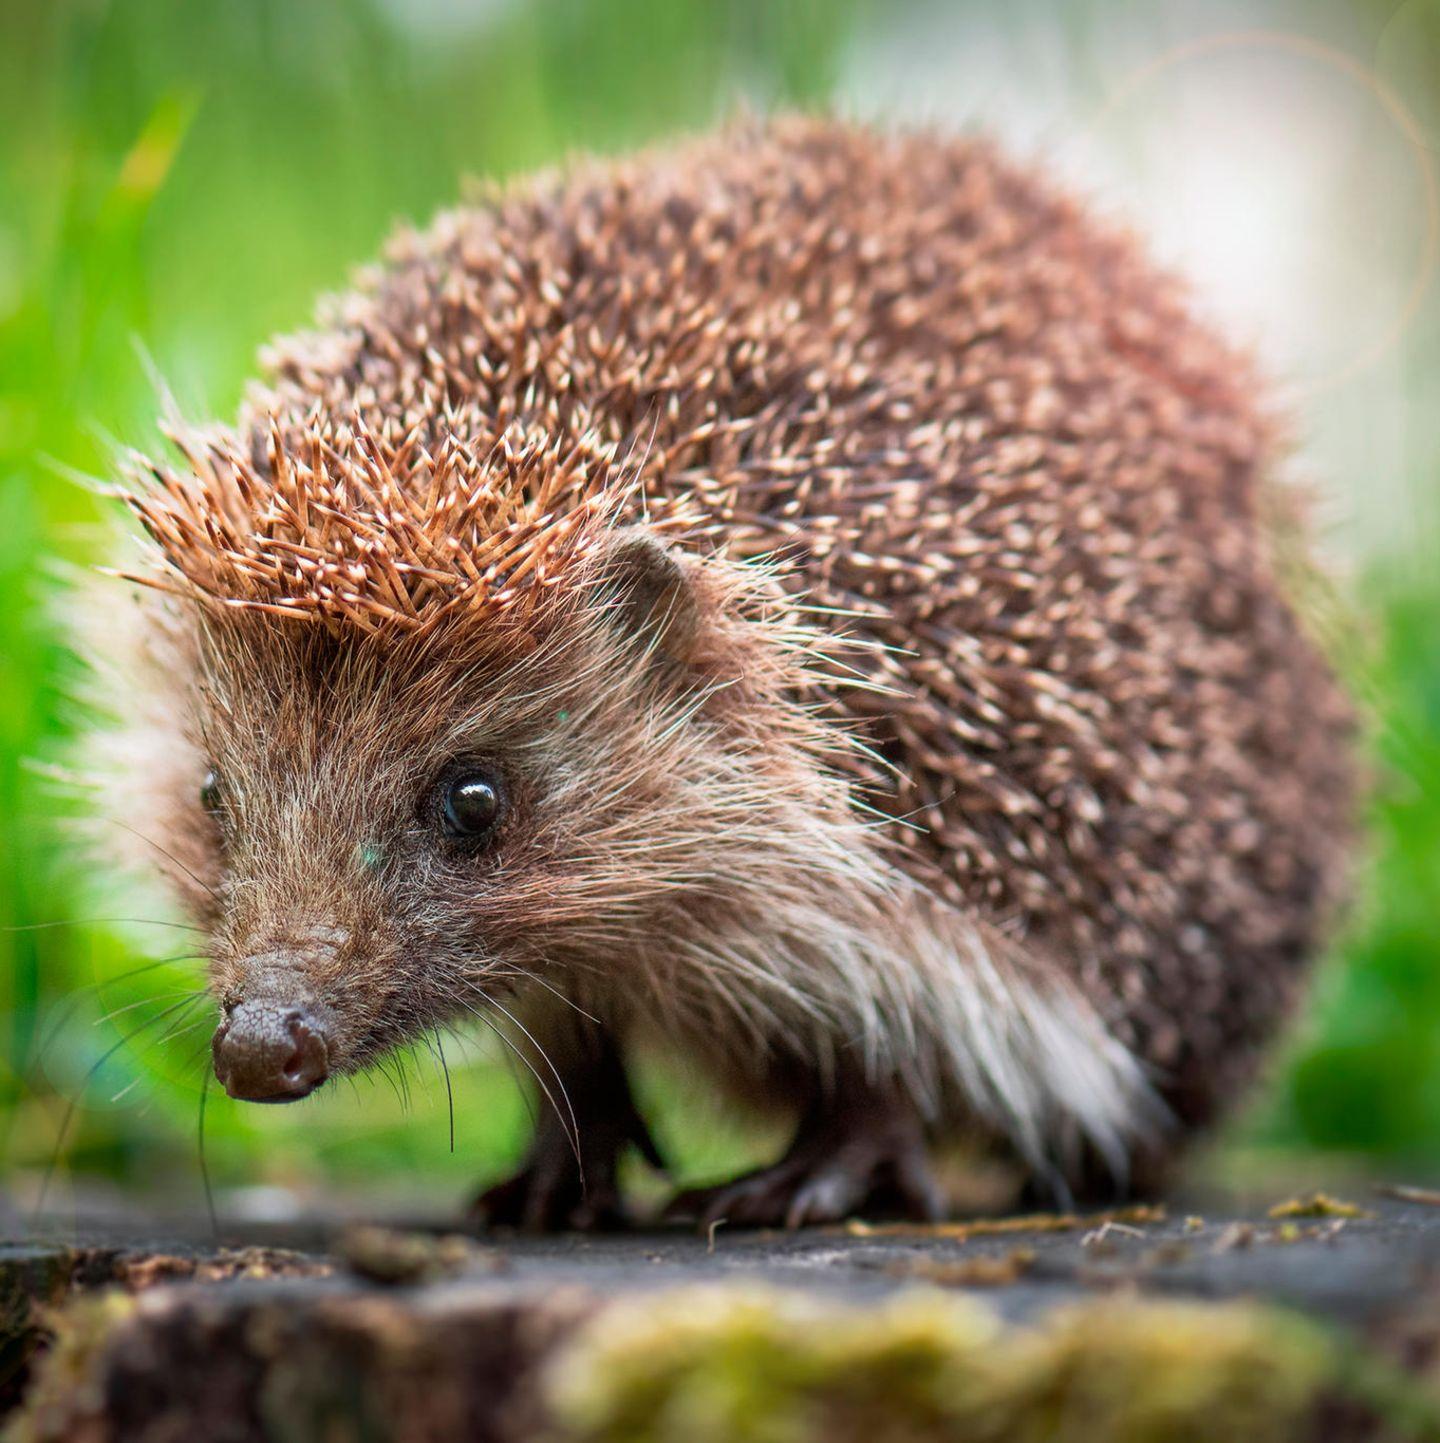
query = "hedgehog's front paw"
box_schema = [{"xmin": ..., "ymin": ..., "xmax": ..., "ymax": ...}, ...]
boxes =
[
  {"xmin": 666, "ymin": 1092, "xmax": 945, "ymax": 1230},
  {"xmin": 470, "ymin": 1092, "xmax": 665, "ymax": 1232},
  {"xmin": 471, "ymin": 1150, "xmax": 623, "ymax": 1232}
]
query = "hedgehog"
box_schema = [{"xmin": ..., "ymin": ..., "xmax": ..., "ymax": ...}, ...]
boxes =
[{"xmin": 99, "ymin": 117, "xmax": 1354, "ymax": 1229}]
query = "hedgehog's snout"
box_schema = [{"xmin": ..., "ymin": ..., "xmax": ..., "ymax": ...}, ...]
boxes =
[
  {"xmin": 210, "ymin": 925, "xmax": 355, "ymax": 1102},
  {"xmin": 212, "ymin": 997, "xmax": 331, "ymax": 1103}
]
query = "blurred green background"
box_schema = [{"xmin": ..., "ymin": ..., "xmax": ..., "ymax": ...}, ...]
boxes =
[{"xmin": 1, "ymin": 0, "xmax": 1437, "ymax": 1213}]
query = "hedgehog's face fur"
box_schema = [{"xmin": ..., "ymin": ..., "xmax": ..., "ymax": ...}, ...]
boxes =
[{"xmin": 123, "ymin": 524, "xmax": 870, "ymax": 1101}]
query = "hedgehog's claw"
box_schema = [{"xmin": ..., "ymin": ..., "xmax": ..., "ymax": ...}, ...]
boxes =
[
  {"xmin": 666, "ymin": 1092, "xmax": 945, "ymax": 1231},
  {"xmin": 469, "ymin": 1045, "xmax": 665, "ymax": 1233},
  {"xmin": 471, "ymin": 1146, "xmax": 627, "ymax": 1232}
]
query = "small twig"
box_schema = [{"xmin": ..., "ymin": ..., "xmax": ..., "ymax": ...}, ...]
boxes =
[
  {"xmin": 1082, "ymin": 1220, "xmax": 1145, "ymax": 1249},
  {"xmin": 1212, "ymin": 1222, "xmax": 1256, "ymax": 1254},
  {"xmin": 1377, "ymin": 1184, "xmax": 1440, "ymax": 1208},
  {"xmin": 707, "ymin": 1218, "xmax": 727, "ymax": 1254}
]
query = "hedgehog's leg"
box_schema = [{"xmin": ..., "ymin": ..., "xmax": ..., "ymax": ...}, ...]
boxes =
[
  {"xmin": 665, "ymin": 1081, "xmax": 943, "ymax": 1230},
  {"xmin": 471, "ymin": 1023, "xmax": 663, "ymax": 1232}
]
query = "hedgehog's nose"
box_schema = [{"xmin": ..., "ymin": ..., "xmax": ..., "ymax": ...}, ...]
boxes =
[{"xmin": 212, "ymin": 1001, "xmax": 330, "ymax": 1103}]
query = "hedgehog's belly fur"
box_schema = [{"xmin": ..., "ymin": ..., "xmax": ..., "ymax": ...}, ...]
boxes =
[{"xmin": 124, "ymin": 118, "xmax": 1354, "ymax": 1191}]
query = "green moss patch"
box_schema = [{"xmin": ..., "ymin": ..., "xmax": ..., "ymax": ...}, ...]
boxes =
[
  {"xmin": 3, "ymin": 1291, "xmax": 137, "ymax": 1443},
  {"xmin": 546, "ymin": 1286, "xmax": 1437, "ymax": 1443}
]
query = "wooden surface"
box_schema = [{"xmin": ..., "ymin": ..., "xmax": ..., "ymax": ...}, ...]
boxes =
[{"xmin": 5, "ymin": 1187, "xmax": 1440, "ymax": 1440}]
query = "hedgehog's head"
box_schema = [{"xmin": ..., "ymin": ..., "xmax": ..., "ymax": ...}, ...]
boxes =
[{"xmin": 111, "ymin": 418, "xmax": 871, "ymax": 1102}]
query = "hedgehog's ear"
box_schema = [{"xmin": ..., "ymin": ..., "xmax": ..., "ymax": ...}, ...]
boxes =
[{"xmin": 592, "ymin": 529, "xmax": 701, "ymax": 666}]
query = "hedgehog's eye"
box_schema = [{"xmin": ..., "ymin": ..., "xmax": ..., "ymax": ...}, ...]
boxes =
[
  {"xmin": 440, "ymin": 771, "xmax": 504, "ymax": 844},
  {"xmin": 200, "ymin": 768, "xmax": 222, "ymax": 814}
]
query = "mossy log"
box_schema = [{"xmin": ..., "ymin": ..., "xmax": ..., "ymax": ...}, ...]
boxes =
[{"xmin": 6, "ymin": 1198, "xmax": 1440, "ymax": 1441}]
